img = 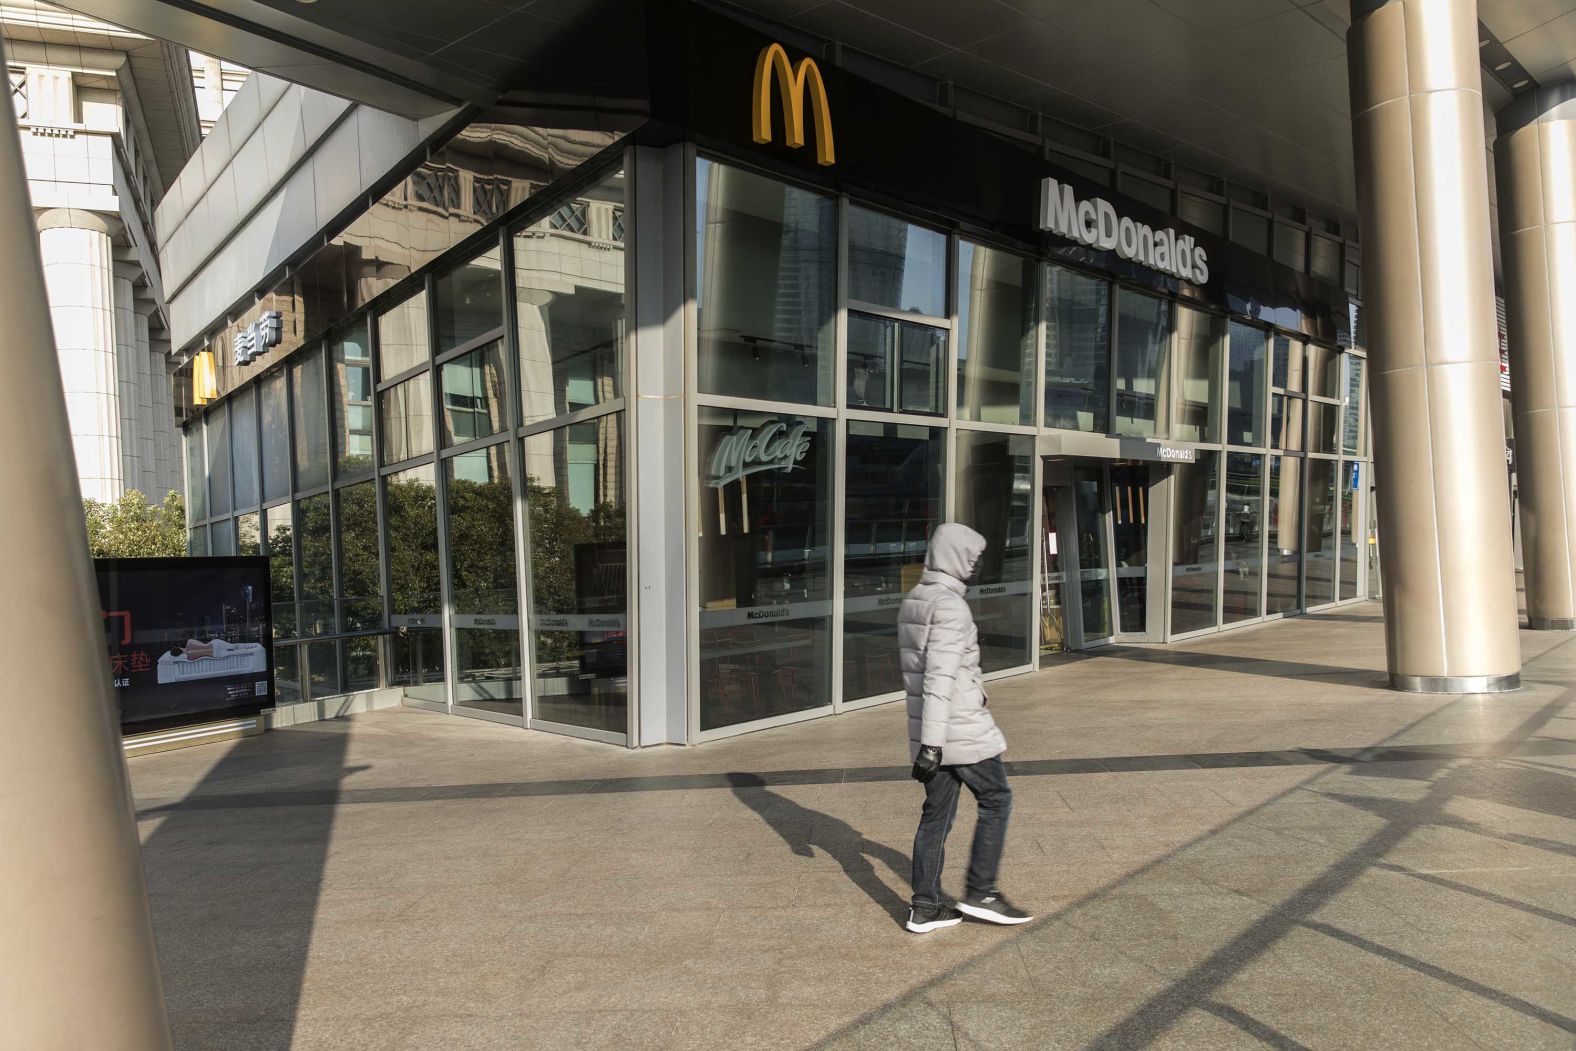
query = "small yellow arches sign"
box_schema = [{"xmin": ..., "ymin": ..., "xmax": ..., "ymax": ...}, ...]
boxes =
[{"xmin": 750, "ymin": 43, "xmax": 835, "ymax": 166}]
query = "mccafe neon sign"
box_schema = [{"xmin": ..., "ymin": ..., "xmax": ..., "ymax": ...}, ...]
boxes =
[
  {"xmin": 706, "ymin": 419, "xmax": 812, "ymax": 488},
  {"xmin": 1039, "ymin": 178, "xmax": 1210, "ymax": 284}
]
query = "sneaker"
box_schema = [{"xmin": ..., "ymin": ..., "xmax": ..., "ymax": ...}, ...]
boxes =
[
  {"xmin": 956, "ymin": 891, "xmax": 1033, "ymax": 925},
  {"xmin": 906, "ymin": 904, "xmax": 964, "ymax": 933}
]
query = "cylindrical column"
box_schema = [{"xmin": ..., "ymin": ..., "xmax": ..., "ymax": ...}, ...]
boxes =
[
  {"xmin": 1347, "ymin": 0, "xmax": 1521, "ymax": 691},
  {"xmin": 1496, "ymin": 83, "xmax": 1576, "ymax": 630},
  {"xmin": 0, "ymin": 44, "xmax": 173, "ymax": 1051}
]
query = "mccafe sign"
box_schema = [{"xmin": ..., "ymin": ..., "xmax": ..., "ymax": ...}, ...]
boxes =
[
  {"xmin": 707, "ymin": 419, "xmax": 812, "ymax": 488},
  {"xmin": 1040, "ymin": 178, "xmax": 1210, "ymax": 284}
]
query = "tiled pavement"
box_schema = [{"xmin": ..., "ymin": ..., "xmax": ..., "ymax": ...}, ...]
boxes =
[{"xmin": 130, "ymin": 602, "xmax": 1576, "ymax": 1049}]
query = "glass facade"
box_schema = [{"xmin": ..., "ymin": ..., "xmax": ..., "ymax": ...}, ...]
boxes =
[
  {"xmin": 1044, "ymin": 266, "xmax": 1109, "ymax": 431},
  {"xmin": 954, "ymin": 431, "xmax": 1034, "ymax": 673},
  {"xmin": 956, "ymin": 241, "xmax": 1035, "ymax": 426}
]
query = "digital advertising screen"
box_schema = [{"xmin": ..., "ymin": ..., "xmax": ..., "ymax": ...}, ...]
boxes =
[{"xmin": 95, "ymin": 556, "xmax": 274, "ymax": 735}]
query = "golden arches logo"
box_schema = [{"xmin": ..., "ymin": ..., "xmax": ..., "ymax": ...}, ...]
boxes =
[{"xmin": 751, "ymin": 43, "xmax": 835, "ymax": 166}]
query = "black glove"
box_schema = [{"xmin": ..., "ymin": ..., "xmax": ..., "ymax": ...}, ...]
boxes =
[{"xmin": 911, "ymin": 745, "xmax": 942, "ymax": 784}]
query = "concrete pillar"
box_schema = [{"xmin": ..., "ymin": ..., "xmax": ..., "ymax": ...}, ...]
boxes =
[
  {"xmin": 1347, "ymin": 0, "xmax": 1521, "ymax": 691},
  {"xmin": 1496, "ymin": 83, "xmax": 1576, "ymax": 630},
  {"xmin": 0, "ymin": 44, "xmax": 174, "ymax": 1050},
  {"xmin": 38, "ymin": 208, "xmax": 122, "ymax": 503},
  {"xmin": 132, "ymin": 298, "xmax": 160, "ymax": 496},
  {"xmin": 112, "ymin": 262, "xmax": 140, "ymax": 496}
]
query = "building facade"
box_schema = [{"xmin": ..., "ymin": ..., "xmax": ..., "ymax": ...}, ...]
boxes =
[{"xmin": 173, "ymin": 6, "xmax": 1377, "ymax": 746}]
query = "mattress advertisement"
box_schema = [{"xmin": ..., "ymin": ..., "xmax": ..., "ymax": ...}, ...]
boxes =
[{"xmin": 96, "ymin": 556, "xmax": 274, "ymax": 735}]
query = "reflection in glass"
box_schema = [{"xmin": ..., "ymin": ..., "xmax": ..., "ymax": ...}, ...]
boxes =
[
  {"xmin": 206, "ymin": 404, "xmax": 231, "ymax": 516},
  {"xmin": 336, "ymin": 481, "xmax": 381, "ymax": 630},
  {"xmin": 956, "ymin": 241, "xmax": 1035, "ymax": 425},
  {"xmin": 291, "ymin": 349, "xmax": 330, "ymax": 491},
  {"xmin": 696, "ymin": 159, "xmax": 835, "ymax": 405},
  {"xmin": 1340, "ymin": 462, "xmax": 1360, "ymax": 600},
  {"xmin": 296, "ymin": 493, "xmax": 333, "ymax": 635},
  {"xmin": 377, "ymin": 289, "xmax": 429, "ymax": 379},
  {"xmin": 380, "ymin": 372, "xmax": 434, "ymax": 464},
  {"xmin": 1308, "ymin": 401, "xmax": 1339, "ymax": 455},
  {"xmin": 434, "ymin": 246, "xmax": 503, "ymax": 353},
  {"xmin": 185, "ymin": 425, "xmax": 206, "ymax": 521},
  {"xmin": 1114, "ymin": 290, "xmax": 1171, "ymax": 437},
  {"xmin": 265, "ymin": 504, "xmax": 295, "ymax": 637},
  {"xmin": 1173, "ymin": 307, "xmax": 1222, "ymax": 442},
  {"xmin": 189, "ymin": 525, "xmax": 208, "ymax": 556},
  {"xmin": 447, "ymin": 444, "xmax": 521, "ymax": 718},
  {"xmin": 237, "ymin": 512, "xmax": 260, "ymax": 556},
  {"xmin": 1305, "ymin": 458, "xmax": 1337, "ymax": 607},
  {"xmin": 231, "ymin": 389, "xmax": 259, "ymax": 509},
  {"xmin": 525, "ymin": 415, "xmax": 628, "ymax": 732},
  {"xmin": 1226, "ymin": 322, "xmax": 1266, "ymax": 447},
  {"xmin": 1223, "ymin": 452, "xmax": 1264, "ymax": 624},
  {"xmin": 515, "ymin": 171, "xmax": 625, "ymax": 426},
  {"xmin": 1171, "ymin": 452, "xmax": 1219, "ymax": 634},
  {"xmin": 1044, "ymin": 266, "xmax": 1109, "ymax": 432},
  {"xmin": 307, "ymin": 639, "xmax": 342, "ymax": 699},
  {"xmin": 1071, "ymin": 466, "xmax": 1111, "ymax": 641},
  {"xmin": 386, "ymin": 464, "xmax": 443, "ymax": 702},
  {"xmin": 1270, "ymin": 394, "xmax": 1304, "ymax": 452},
  {"xmin": 1110, "ymin": 464, "xmax": 1149, "ymax": 632},
  {"xmin": 209, "ymin": 519, "xmax": 236, "ymax": 556},
  {"xmin": 343, "ymin": 635, "xmax": 381, "ymax": 693},
  {"xmin": 274, "ymin": 644, "xmax": 303, "ymax": 705},
  {"xmin": 843, "ymin": 423, "xmax": 944, "ymax": 702},
  {"xmin": 1306, "ymin": 344, "xmax": 1338, "ymax": 398},
  {"xmin": 955, "ymin": 431, "xmax": 1033, "ymax": 672},
  {"xmin": 846, "ymin": 314, "xmax": 945, "ymax": 415},
  {"xmin": 698, "ymin": 408, "xmax": 831, "ymax": 730},
  {"xmin": 1267, "ymin": 455, "xmax": 1302, "ymax": 615},
  {"xmin": 441, "ymin": 340, "xmax": 507, "ymax": 445},
  {"xmin": 261, "ymin": 371, "xmax": 291, "ymax": 502},
  {"xmin": 847, "ymin": 205, "xmax": 946, "ymax": 317},
  {"xmin": 331, "ymin": 323, "xmax": 374, "ymax": 478},
  {"xmin": 1273, "ymin": 335, "xmax": 1305, "ymax": 392},
  {"xmin": 1342, "ymin": 356, "xmax": 1365, "ymax": 455}
]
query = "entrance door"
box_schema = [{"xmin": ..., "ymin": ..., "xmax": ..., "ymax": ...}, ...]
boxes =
[
  {"xmin": 1039, "ymin": 481, "xmax": 1068, "ymax": 657},
  {"xmin": 1071, "ymin": 464, "xmax": 1114, "ymax": 644}
]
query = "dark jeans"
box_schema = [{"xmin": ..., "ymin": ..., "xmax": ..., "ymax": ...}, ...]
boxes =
[{"xmin": 911, "ymin": 754, "xmax": 1012, "ymax": 908}]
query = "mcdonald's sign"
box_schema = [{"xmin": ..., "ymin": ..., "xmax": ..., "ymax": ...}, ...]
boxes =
[{"xmin": 751, "ymin": 43, "xmax": 835, "ymax": 166}]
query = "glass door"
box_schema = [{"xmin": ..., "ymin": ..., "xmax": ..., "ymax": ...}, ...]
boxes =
[
  {"xmin": 1109, "ymin": 464, "xmax": 1150, "ymax": 634},
  {"xmin": 1072, "ymin": 465, "xmax": 1114, "ymax": 643},
  {"xmin": 1040, "ymin": 483, "xmax": 1068, "ymax": 657}
]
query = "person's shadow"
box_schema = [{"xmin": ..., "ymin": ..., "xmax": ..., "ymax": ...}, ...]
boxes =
[{"xmin": 728, "ymin": 772, "xmax": 912, "ymax": 927}]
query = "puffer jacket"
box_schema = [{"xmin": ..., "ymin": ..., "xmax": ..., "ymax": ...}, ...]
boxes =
[{"xmin": 898, "ymin": 522, "xmax": 1007, "ymax": 766}]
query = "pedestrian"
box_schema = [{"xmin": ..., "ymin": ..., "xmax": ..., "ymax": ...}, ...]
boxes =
[{"xmin": 899, "ymin": 522, "xmax": 1033, "ymax": 934}]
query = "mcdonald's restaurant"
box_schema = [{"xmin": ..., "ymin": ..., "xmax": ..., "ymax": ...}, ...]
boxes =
[{"xmin": 175, "ymin": 1, "xmax": 1374, "ymax": 749}]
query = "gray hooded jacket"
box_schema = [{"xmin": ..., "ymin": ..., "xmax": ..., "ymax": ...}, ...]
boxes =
[{"xmin": 898, "ymin": 523, "xmax": 1007, "ymax": 766}]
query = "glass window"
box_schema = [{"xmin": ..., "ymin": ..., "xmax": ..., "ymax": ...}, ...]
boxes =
[
  {"xmin": 1231, "ymin": 207, "xmax": 1269, "ymax": 254},
  {"xmin": 1178, "ymin": 193, "xmax": 1224, "ymax": 235},
  {"xmin": 1110, "ymin": 464, "xmax": 1150, "ymax": 632},
  {"xmin": 1310, "ymin": 235, "xmax": 1341, "ymax": 283},
  {"xmin": 1305, "ymin": 458, "xmax": 1338, "ymax": 607},
  {"xmin": 264, "ymin": 504, "xmax": 295, "ymax": 638},
  {"xmin": 954, "ymin": 431, "xmax": 1034, "ymax": 672},
  {"xmin": 331, "ymin": 322, "xmax": 374, "ymax": 479},
  {"xmin": 1114, "ymin": 289, "xmax": 1171, "ymax": 438},
  {"xmin": 1308, "ymin": 401, "xmax": 1340, "ymax": 454},
  {"xmin": 1271, "ymin": 394, "xmax": 1305, "ymax": 452},
  {"xmin": 1273, "ymin": 221, "xmax": 1307, "ymax": 271},
  {"xmin": 231, "ymin": 389, "xmax": 259, "ymax": 509},
  {"xmin": 524, "ymin": 415, "xmax": 629, "ymax": 733},
  {"xmin": 448, "ymin": 444, "xmax": 522, "ymax": 719},
  {"xmin": 184, "ymin": 425, "xmax": 206, "ymax": 521},
  {"xmin": 1342, "ymin": 356, "xmax": 1365, "ymax": 455},
  {"xmin": 698, "ymin": 408, "xmax": 832, "ymax": 730},
  {"xmin": 1306, "ymin": 344, "xmax": 1338, "ymax": 398},
  {"xmin": 336, "ymin": 481, "xmax": 381, "ymax": 631},
  {"xmin": 209, "ymin": 519, "xmax": 235, "ymax": 556},
  {"xmin": 515, "ymin": 171, "xmax": 626, "ymax": 426},
  {"xmin": 386, "ymin": 464, "xmax": 443, "ymax": 703},
  {"xmin": 1226, "ymin": 323, "xmax": 1267, "ymax": 447},
  {"xmin": 1222, "ymin": 452, "xmax": 1263, "ymax": 624},
  {"xmin": 845, "ymin": 314, "xmax": 945, "ymax": 415},
  {"xmin": 377, "ymin": 289, "xmax": 429, "ymax": 379},
  {"xmin": 1272, "ymin": 335, "xmax": 1305, "ymax": 392},
  {"xmin": 956, "ymin": 241, "xmax": 1035, "ymax": 426},
  {"xmin": 846, "ymin": 205, "xmax": 946, "ymax": 317},
  {"xmin": 434, "ymin": 246, "xmax": 503, "ymax": 353},
  {"xmin": 188, "ymin": 525, "xmax": 208, "ymax": 556},
  {"xmin": 260, "ymin": 371, "xmax": 290, "ymax": 503},
  {"xmin": 290, "ymin": 349, "xmax": 329, "ymax": 491},
  {"xmin": 295, "ymin": 493, "xmax": 333, "ymax": 635},
  {"xmin": 440, "ymin": 340, "xmax": 507, "ymax": 445},
  {"xmin": 1171, "ymin": 451, "xmax": 1220, "ymax": 635},
  {"xmin": 695, "ymin": 159, "xmax": 836, "ymax": 406},
  {"xmin": 1266, "ymin": 455, "xmax": 1302, "ymax": 615},
  {"xmin": 1044, "ymin": 266, "xmax": 1110, "ymax": 432},
  {"xmin": 1173, "ymin": 307, "xmax": 1222, "ymax": 443},
  {"xmin": 380, "ymin": 372, "xmax": 434, "ymax": 464},
  {"xmin": 343, "ymin": 635, "xmax": 382, "ymax": 694},
  {"xmin": 843, "ymin": 423, "xmax": 944, "ymax": 703},
  {"xmin": 206, "ymin": 405, "xmax": 232, "ymax": 517},
  {"xmin": 307, "ymin": 639, "xmax": 342, "ymax": 699},
  {"xmin": 274, "ymin": 644, "xmax": 303, "ymax": 705},
  {"xmin": 237, "ymin": 511, "xmax": 260, "ymax": 556},
  {"xmin": 1340, "ymin": 462, "xmax": 1361, "ymax": 601}
]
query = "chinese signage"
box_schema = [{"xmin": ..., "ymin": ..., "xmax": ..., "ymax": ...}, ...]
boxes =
[
  {"xmin": 1040, "ymin": 178, "xmax": 1211, "ymax": 284},
  {"xmin": 751, "ymin": 43, "xmax": 835, "ymax": 166},
  {"xmin": 233, "ymin": 309, "xmax": 283, "ymax": 366},
  {"xmin": 706, "ymin": 419, "xmax": 813, "ymax": 488},
  {"xmin": 96, "ymin": 556, "xmax": 274, "ymax": 735}
]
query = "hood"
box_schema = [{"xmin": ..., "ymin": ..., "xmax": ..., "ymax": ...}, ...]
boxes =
[{"xmin": 924, "ymin": 522, "xmax": 987, "ymax": 583}]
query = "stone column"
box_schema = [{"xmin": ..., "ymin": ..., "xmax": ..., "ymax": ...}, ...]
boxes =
[
  {"xmin": 112, "ymin": 261, "xmax": 141, "ymax": 497},
  {"xmin": 1347, "ymin": 0, "xmax": 1520, "ymax": 691},
  {"xmin": 0, "ymin": 43, "xmax": 173, "ymax": 1049},
  {"xmin": 132, "ymin": 297, "xmax": 160, "ymax": 496},
  {"xmin": 1496, "ymin": 83, "xmax": 1576, "ymax": 629},
  {"xmin": 38, "ymin": 208, "xmax": 122, "ymax": 503}
]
